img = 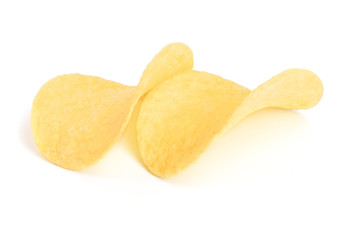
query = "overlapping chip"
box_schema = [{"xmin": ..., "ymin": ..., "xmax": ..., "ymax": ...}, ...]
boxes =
[
  {"xmin": 137, "ymin": 69, "xmax": 323, "ymax": 177},
  {"xmin": 31, "ymin": 42, "xmax": 323, "ymax": 177},
  {"xmin": 137, "ymin": 70, "xmax": 250, "ymax": 177},
  {"xmin": 31, "ymin": 43, "xmax": 193, "ymax": 170}
]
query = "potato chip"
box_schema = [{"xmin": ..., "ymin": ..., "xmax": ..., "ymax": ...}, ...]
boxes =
[
  {"xmin": 137, "ymin": 70, "xmax": 251, "ymax": 177},
  {"xmin": 31, "ymin": 75, "xmax": 136, "ymax": 170},
  {"xmin": 136, "ymin": 43, "xmax": 194, "ymax": 96},
  {"xmin": 223, "ymin": 69, "xmax": 323, "ymax": 133},
  {"xmin": 31, "ymin": 43, "xmax": 193, "ymax": 170},
  {"xmin": 137, "ymin": 69, "xmax": 323, "ymax": 178}
]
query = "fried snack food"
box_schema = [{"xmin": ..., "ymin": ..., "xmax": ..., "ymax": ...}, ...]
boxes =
[
  {"xmin": 31, "ymin": 42, "xmax": 323, "ymax": 177},
  {"xmin": 222, "ymin": 69, "xmax": 324, "ymax": 133},
  {"xmin": 31, "ymin": 43, "xmax": 193, "ymax": 170},
  {"xmin": 137, "ymin": 69, "xmax": 323, "ymax": 177}
]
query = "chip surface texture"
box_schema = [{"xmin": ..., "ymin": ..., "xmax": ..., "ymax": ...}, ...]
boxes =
[
  {"xmin": 31, "ymin": 43, "xmax": 194, "ymax": 170},
  {"xmin": 137, "ymin": 70, "xmax": 250, "ymax": 177},
  {"xmin": 137, "ymin": 69, "xmax": 323, "ymax": 178},
  {"xmin": 31, "ymin": 43, "xmax": 323, "ymax": 177}
]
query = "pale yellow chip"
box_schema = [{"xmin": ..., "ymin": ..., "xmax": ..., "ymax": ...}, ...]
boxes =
[
  {"xmin": 137, "ymin": 69, "xmax": 323, "ymax": 178},
  {"xmin": 31, "ymin": 75, "xmax": 136, "ymax": 170},
  {"xmin": 137, "ymin": 70, "xmax": 251, "ymax": 177},
  {"xmin": 136, "ymin": 43, "xmax": 194, "ymax": 96},
  {"xmin": 31, "ymin": 42, "xmax": 323, "ymax": 176},
  {"xmin": 31, "ymin": 43, "xmax": 193, "ymax": 170},
  {"xmin": 223, "ymin": 69, "xmax": 324, "ymax": 133}
]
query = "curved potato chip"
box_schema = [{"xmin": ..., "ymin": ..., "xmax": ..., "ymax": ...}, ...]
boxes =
[
  {"xmin": 136, "ymin": 43, "xmax": 194, "ymax": 96},
  {"xmin": 222, "ymin": 69, "xmax": 323, "ymax": 133},
  {"xmin": 137, "ymin": 70, "xmax": 251, "ymax": 177},
  {"xmin": 31, "ymin": 75, "xmax": 136, "ymax": 170},
  {"xmin": 137, "ymin": 69, "xmax": 323, "ymax": 178},
  {"xmin": 31, "ymin": 43, "xmax": 193, "ymax": 170}
]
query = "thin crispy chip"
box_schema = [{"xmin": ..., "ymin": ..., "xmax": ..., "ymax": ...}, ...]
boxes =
[
  {"xmin": 137, "ymin": 69, "xmax": 323, "ymax": 177},
  {"xmin": 31, "ymin": 43, "xmax": 193, "ymax": 170},
  {"xmin": 136, "ymin": 43, "xmax": 194, "ymax": 96},
  {"xmin": 223, "ymin": 69, "xmax": 323, "ymax": 133},
  {"xmin": 31, "ymin": 75, "xmax": 136, "ymax": 170},
  {"xmin": 32, "ymin": 42, "xmax": 322, "ymax": 176},
  {"xmin": 137, "ymin": 70, "xmax": 250, "ymax": 177}
]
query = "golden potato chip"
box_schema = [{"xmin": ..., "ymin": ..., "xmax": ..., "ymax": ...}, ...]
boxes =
[
  {"xmin": 137, "ymin": 70, "xmax": 251, "ymax": 177},
  {"xmin": 31, "ymin": 75, "xmax": 136, "ymax": 170},
  {"xmin": 137, "ymin": 69, "xmax": 323, "ymax": 178},
  {"xmin": 31, "ymin": 43, "xmax": 193, "ymax": 170},
  {"xmin": 223, "ymin": 69, "xmax": 323, "ymax": 133},
  {"xmin": 136, "ymin": 43, "xmax": 194, "ymax": 96},
  {"xmin": 31, "ymin": 41, "xmax": 323, "ymax": 177}
]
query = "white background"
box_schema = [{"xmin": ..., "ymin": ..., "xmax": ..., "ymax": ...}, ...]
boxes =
[{"xmin": 1, "ymin": 0, "xmax": 359, "ymax": 239}]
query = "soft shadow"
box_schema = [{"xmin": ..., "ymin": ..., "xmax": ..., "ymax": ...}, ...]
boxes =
[
  {"xmin": 19, "ymin": 113, "xmax": 41, "ymax": 157},
  {"xmin": 168, "ymin": 108, "xmax": 309, "ymax": 187}
]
